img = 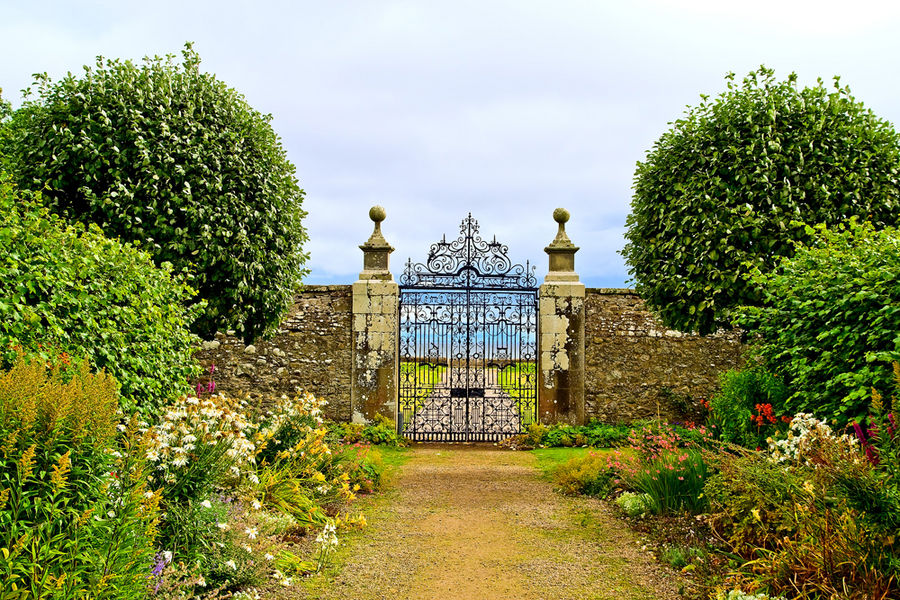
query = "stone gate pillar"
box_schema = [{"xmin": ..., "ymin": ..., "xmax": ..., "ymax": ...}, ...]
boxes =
[
  {"xmin": 350, "ymin": 206, "xmax": 399, "ymax": 424},
  {"xmin": 538, "ymin": 208, "xmax": 586, "ymax": 425}
]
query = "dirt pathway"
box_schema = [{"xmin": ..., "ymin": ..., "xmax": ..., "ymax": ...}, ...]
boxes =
[{"xmin": 301, "ymin": 445, "xmax": 679, "ymax": 600}]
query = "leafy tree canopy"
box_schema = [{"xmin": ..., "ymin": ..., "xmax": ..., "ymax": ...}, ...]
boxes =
[
  {"xmin": 622, "ymin": 67, "xmax": 900, "ymax": 334},
  {"xmin": 2, "ymin": 44, "xmax": 308, "ymax": 341},
  {"xmin": 736, "ymin": 220, "xmax": 900, "ymax": 426}
]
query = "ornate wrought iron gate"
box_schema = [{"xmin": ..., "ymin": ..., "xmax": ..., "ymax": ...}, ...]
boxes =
[{"xmin": 398, "ymin": 215, "xmax": 538, "ymax": 442}]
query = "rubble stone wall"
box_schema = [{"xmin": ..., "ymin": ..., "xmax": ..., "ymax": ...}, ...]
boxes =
[
  {"xmin": 196, "ymin": 285, "xmax": 744, "ymax": 424},
  {"xmin": 584, "ymin": 288, "xmax": 744, "ymax": 423},
  {"xmin": 194, "ymin": 285, "xmax": 352, "ymax": 421}
]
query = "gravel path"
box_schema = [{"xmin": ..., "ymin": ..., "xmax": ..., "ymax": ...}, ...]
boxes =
[{"xmin": 301, "ymin": 445, "xmax": 679, "ymax": 600}]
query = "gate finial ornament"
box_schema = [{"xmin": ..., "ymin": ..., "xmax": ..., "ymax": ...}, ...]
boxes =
[
  {"xmin": 359, "ymin": 205, "xmax": 394, "ymax": 280},
  {"xmin": 545, "ymin": 207, "xmax": 580, "ymax": 282}
]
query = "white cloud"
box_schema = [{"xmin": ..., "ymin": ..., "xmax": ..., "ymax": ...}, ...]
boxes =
[{"xmin": 3, "ymin": 1, "xmax": 900, "ymax": 287}]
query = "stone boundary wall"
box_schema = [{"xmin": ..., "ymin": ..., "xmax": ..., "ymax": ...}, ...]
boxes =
[
  {"xmin": 194, "ymin": 285, "xmax": 352, "ymax": 421},
  {"xmin": 196, "ymin": 285, "xmax": 744, "ymax": 424},
  {"xmin": 584, "ymin": 288, "xmax": 743, "ymax": 423}
]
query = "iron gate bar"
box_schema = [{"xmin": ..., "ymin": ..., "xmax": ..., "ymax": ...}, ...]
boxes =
[{"xmin": 398, "ymin": 215, "xmax": 538, "ymax": 442}]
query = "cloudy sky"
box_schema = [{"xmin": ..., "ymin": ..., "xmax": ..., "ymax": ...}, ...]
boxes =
[{"xmin": 3, "ymin": 1, "xmax": 900, "ymax": 287}]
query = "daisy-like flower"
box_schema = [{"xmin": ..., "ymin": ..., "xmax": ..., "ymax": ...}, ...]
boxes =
[
  {"xmin": 172, "ymin": 455, "xmax": 188, "ymax": 468},
  {"xmin": 225, "ymin": 559, "xmax": 237, "ymax": 571},
  {"xmin": 245, "ymin": 527, "xmax": 258, "ymax": 540},
  {"xmin": 200, "ymin": 499, "xmax": 212, "ymax": 509},
  {"xmin": 251, "ymin": 499, "xmax": 262, "ymax": 510},
  {"xmin": 264, "ymin": 553, "xmax": 275, "ymax": 561}
]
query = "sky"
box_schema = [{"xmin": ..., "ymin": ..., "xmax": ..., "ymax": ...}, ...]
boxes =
[{"xmin": 3, "ymin": 1, "xmax": 900, "ymax": 288}]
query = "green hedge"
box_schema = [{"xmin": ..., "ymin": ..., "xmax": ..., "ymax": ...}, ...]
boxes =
[
  {"xmin": 0, "ymin": 174, "xmax": 201, "ymax": 413},
  {"xmin": 737, "ymin": 220, "xmax": 900, "ymax": 425}
]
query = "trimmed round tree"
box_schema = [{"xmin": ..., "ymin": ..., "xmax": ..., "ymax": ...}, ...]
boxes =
[
  {"xmin": 3, "ymin": 44, "xmax": 308, "ymax": 341},
  {"xmin": 622, "ymin": 67, "xmax": 900, "ymax": 334}
]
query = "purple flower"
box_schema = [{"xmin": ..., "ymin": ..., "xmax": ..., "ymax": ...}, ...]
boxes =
[{"xmin": 207, "ymin": 381, "xmax": 216, "ymax": 393}]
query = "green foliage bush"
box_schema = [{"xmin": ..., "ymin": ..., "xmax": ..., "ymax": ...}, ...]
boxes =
[
  {"xmin": 0, "ymin": 356, "xmax": 158, "ymax": 598},
  {"xmin": 615, "ymin": 491, "xmax": 652, "ymax": 517},
  {"xmin": 737, "ymin": 220, "xmax": 900, "ymax": 425},
  {"xmin": 2, "ymin": 43, "xmax": 308, "ymax": 341},
  {"xmin": 709, "ymin": 367, "xmax": 790, "ymax": 448},
  {"xmin": 623, "ymin": 66, "xmax": 900, "ymax": 334},
  {"xmin": 628, "ymin": 449, "xmax": 709, "ymax": 514},
  {"xmin": 551, "ymin": 452, "xmax": 617, "ymax": 497},
  {"xmin": 0, "ymin": 174, "xmax": 201, "ymax": 414},
  {"xmin": 513, "ymin": 421, "xmax": 631, "ymax": 448},
  {"xmin": 705, "ymin": 431, "xmax": 899, "ymax": 598},
  {"xmin": 331, "ymin": 414, "xmax": 408, "ymax": 447}
]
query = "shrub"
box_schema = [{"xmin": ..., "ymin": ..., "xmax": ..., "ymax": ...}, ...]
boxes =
[
  {"xmin": 737, "ymin": 220, "xmax": 900, "ymax": 426},
  {"xmin": 145, "ymin": 392, "xmax": 257, "ymax": 568},
  {"xmin": 0, "ymin": 355, "xmax": 158, "ymax": 598},
  {"xmin": 333, "ymin": 414, "xmax": 407, "ymax": 447},
  {"xmin": 709, "ymin": 367, "xmax": 790, "ymax": 448},
  {"xmin": 615, "ymin": 492, "xmax": 652, "ymax": 517},
  {"xmin": 623, "ymin": 66, "xmax": 900, "ymax": 334},
  {"xmin": 628, "ymin": 449, "xmax": 709, "ymax": 514},
  {"xmin": 0, "ymin": 174, "xmax": 201, "ymax": 414},
  {"xmin": 706, "ymin": 431, "xmax": 899, "ymax": 598},
  {"xmin": 3, "ymin": 44, "xmax": 309, "ymax": 341},
  {"xmin": 503, "ymin": 421, "xmax": 631, "ymax": 449},
  {"xmin": 551, "ymin": 452, "xmax": 617, "ymax": 497}
]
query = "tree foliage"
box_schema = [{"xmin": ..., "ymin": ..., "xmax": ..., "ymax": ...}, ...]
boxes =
[
  {"xmin": 0, "ymin": 173, "xmax": 201, "ymax": 414},
  {"xmin": 2, "ymin": 44, "xmax": 308, "ymax": 341},
  {"xmin": 623, "ymin": 67, "xmax": 900, "ymax": 334},
  {"xmin": 736, "ymin": 220, "xmax": 900, "ymax": 426}
]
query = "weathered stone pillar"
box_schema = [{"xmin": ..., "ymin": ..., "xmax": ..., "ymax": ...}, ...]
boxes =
[
  {"xmin": 539, "ymin": 208, "xmax": 586, "ymax": 425},
  {"xmin": 350, "ymin": 206, "xmax": 399, "ymax": 424}
]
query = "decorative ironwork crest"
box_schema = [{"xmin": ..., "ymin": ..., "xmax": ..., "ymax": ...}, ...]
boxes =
[{"xmin": 399, "ymin": 214, "xmax": 537, "ymax": 289}]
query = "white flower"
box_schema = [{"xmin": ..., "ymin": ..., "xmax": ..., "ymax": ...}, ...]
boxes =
[
  {"xmin": 163, "ymin": 550, "xmax": 173, "ymax": 563},
  {"xmin": 144, "ymin": 491, "xmax": 155, "ymax": 499},
  {"xmin": 200, "ymin": 499, "xmax": 212, "ymax": 509},
  {"xmin": 172, "ymin": 455, "xmax": 188, "ymax": 468},
  {"xmin": 196, "ymin": 575, "xmax": 207, "ymax": 587},
  {"xmin": 248, "ymin": 473, "xmax": 260, "ymax": 484},
  {"xmin": 146, "ymin": 450, "xmax": 160, "ymax": 462},
  {"xmin": 264, "ymin": 553, "xmax": 275, "ymax": 561},
  {"xmin": 245, "ymin": 527, "xmax": 258, "ymax": 540},
  {"xmin": 243, "ymin": 544, "xmax": 253, "ymax": 553},
  {"xmin": 251, "ymin": 499, "xmax": 262, "ymax": 510},
  {"xmin": 217, "ymin": 522, "xmax": 230, "ymax": 531},
  {"xmin": 225, "ymin": 559, "xmax": 237, "ymax": 571}
]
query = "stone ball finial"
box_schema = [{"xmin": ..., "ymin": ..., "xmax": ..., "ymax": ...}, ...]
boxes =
[
  {"xmin": 369, "ymin": 205, "xmax": 387, "ymax": 223},
  {"xmin": 553, "ymin": 207, "xmax": 570, "ymax": 224}
]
